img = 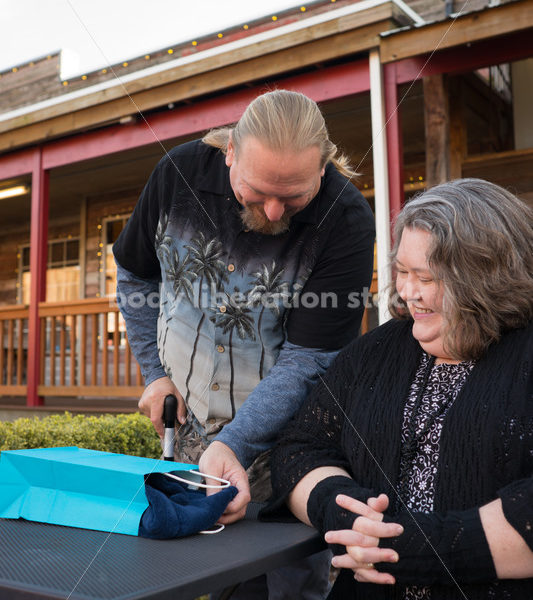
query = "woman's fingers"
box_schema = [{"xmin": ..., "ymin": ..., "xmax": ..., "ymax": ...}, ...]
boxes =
[
  {"xmin": 325, "ymin": 528, "xmax": 378, "ymax": 548},
  {"xmin": 354, "ymin": 568, "xmax": 396, "ymax": 585},
  {"xmin": 353, "ymin": 515, "xmax": 404, "ymax": 538},
  {"xmin": 367, "ymin": 493, "xmax": 390, "ymax": 513},
  {"xmin": 335, "ymin": 494, "xmax": 384, "ymax": 521},
  {"xmin": 330, "ymin": 553, "xmax": 358, "ymax": 570},
  {"xmin": 346, "ymin": 545, "xmax": 398, "ymax": 565}
]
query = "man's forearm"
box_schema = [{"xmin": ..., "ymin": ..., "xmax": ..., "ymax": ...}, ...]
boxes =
[
  {"xmin": 115, "ymin": 261, "xmax": 166, "ymax": 385},
  {"xmin": 215, "ymin": 342, "xmax": 339, "ymax": 469}
]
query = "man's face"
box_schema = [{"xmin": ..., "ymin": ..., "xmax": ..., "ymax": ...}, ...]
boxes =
[{"xmin": 226, "ymin": 136, "xmax": 325, "ymax": 235}]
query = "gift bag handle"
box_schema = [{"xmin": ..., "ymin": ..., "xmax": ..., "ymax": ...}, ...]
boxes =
[{"xmin": 163, "ymin": 470, "xmax": 231, "ymax": 489}]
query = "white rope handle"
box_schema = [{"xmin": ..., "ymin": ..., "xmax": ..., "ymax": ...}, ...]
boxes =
[
  {"xmin": 163, "ymin": 470, "xmax": 231, "ymax": 489},
  {"xmin": 199, "ymin": 523, "xmax": 225, "ymax": 534}
]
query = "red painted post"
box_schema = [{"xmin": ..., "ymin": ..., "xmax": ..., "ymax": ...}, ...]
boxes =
[
  {"xmin": 26, "ymin": 148, "xmax": 49, "ymax": 406},
  {"xmin": 384, "ymin": 62, "xmax": 404, "ymax": 235}
]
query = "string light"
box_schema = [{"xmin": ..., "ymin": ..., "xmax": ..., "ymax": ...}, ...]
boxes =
[{"xmin": 7, "ymin": 3, "xmax": 318, "ymax": 80}]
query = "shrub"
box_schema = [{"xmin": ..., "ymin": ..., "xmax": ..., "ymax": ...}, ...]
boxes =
[{"xmin": 0, "ymin": 412, "xmax": 161, "ymax": 458}]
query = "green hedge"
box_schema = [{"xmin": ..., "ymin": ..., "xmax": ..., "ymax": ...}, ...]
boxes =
[{"xmin": 0, "ymin": 412, "xmax": 161, "ymax": 458}]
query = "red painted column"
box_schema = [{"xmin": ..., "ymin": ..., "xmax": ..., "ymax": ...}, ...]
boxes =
[
  {"xmin": 384, "ymin": 62, "xmax": 404, "ymax": 234},
  {"xmin": 26, "ymin": 148, "xmax": 49, "ymax": 406}
]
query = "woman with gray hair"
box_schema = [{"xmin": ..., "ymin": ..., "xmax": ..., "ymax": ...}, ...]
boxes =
[{"xmin": 266, "ymin": 178, "xmax": 533, "ymax": 599}]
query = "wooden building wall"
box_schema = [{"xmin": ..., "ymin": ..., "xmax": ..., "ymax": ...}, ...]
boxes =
[
  {"xmin": 0, "ymin": 216, "xmax": 79, "ymax": 305},
  {"xmin": 84, "ymin": 188, "xmax": 140, "ymax": 298}
]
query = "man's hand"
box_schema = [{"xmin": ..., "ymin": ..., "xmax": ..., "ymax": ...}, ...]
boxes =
[
  {"xmin": 325, "ymin": 494, "xmax": 403, "ymax": 585},
  {"xmin": 138, "ymin": 376, "xmax": 186, "ymax": 437},
  {"xmin": 198, "ymin": 441, "xmax": 251, "ymax": 525}
]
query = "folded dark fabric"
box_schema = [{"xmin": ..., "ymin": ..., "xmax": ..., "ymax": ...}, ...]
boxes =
[{"xmin": 139, "ymin": 472, "xmax": 238, "ymax": 539}]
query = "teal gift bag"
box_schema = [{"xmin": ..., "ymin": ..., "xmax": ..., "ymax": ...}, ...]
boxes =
[{"xmin": 0, "ymin": 447, "xmax": 198, "ymax": 535}]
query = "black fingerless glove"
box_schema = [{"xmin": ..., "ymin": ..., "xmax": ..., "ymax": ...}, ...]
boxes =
[
  {"xmin": 375, "ymin": 507, "xmax": 497, "ymax": 585},
  {"xmin": 307, "ymin": 475, "xmax": 375, "ymax": 556}
]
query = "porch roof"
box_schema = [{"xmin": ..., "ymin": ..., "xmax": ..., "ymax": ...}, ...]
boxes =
[{"xmin": 0, "ymin": 0, "xmax": 417, "ymax": 155}]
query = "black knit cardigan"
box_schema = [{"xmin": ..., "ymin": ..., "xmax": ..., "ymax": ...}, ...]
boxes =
[{"xmin": 269, "ymin": 318, "xmax": 533, "ymax": 600}]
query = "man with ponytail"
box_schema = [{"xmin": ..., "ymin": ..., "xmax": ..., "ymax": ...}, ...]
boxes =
[{"xmin": 114, "ymin": 90, "xmax": 375, "ymax": 599}]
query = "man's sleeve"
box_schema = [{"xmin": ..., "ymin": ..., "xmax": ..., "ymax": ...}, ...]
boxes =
[
  {"xmin": 115, "ymin": 262, "xmax": 166, "ymax": 385},
  {"xmin": 214, "ymin": 341, "xmax": 339, "ymax": 469},
  {"xmin": 112, "ymin": 155, "xmax": 166, "ymax": 279}
]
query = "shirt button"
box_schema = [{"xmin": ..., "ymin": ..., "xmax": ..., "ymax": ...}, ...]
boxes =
[
  {"xmin": 216, "ymin": 345, "xmax": 225, "ymax": 353},
  {"xmin": 227, "ymin": 263, "xmax": 235, "ymax": 272},
  {"xmin": 206, "ymin": 418, "xmax": 216, "ymax": 425},
  {"xmin": 211, "ymin": 383, "xmax": 220, "ymax": 391},
  {"xmin": 219, "ymin": 305, "xmax": 227, "ymax": 313}
]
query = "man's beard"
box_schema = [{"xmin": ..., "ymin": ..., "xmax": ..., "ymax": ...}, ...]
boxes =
[{"xmin": 240, "ymin": 204, "xmax": 291, "ymax": 235}]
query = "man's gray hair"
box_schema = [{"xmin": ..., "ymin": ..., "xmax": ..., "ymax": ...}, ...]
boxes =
[{"xmin": 389, "ymin": 178, "xmax": 533, "ymax": 360}]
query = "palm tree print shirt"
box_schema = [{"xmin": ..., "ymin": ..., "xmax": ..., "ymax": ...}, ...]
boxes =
[{"xmin": 114, "ymin": 140, "xmax": 375, "ymax": 461}]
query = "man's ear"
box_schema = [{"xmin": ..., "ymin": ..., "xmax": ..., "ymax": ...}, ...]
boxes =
[{"xmin": 226, "ymin": 134, "xmax": 235, "ymax": 167}]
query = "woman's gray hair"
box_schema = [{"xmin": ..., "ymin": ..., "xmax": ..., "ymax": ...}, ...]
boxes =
[
  {"xmin": 203, "ymin": 89, "xmax": 357, "ymax": 179},
  {"xmin": 389, "ymin": 178, "xmax": 533, "ymax": 360}
]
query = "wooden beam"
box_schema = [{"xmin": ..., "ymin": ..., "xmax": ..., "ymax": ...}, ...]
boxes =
[
  {"xmin": 424, "ymin": 74, "xmax": 450, "ymax": 187},
  {"xmin": 37, "ymin": 385, "xmax": 144, "ymax": 397},
  {"xmin": 31, "ymin": 61, "xmax": 368, "ymax": 170},
  {"xmin": 384, "ymin": 62, "xmax": 404, "ymax": 223},
  {"xmin": 381, "ymin": 0, "xmax": 533, "ymax": 63},
  {"xmin": 394, "ymin": 27, "xmax": 533, "ymax": 85},
  {"xmin": 448, "ymin": 76, "xmax": 466, "ymax": 179},
  {"xmin": 26, "ymin": 149, "xmax": 49, "ymax": 407},
  {"xmin": 0, "ymin": 148, "xmax": 35, "ymax": 180},
  {"xmin": 0, "ymin": 21, "xmax": 386, "ymax": 155}
]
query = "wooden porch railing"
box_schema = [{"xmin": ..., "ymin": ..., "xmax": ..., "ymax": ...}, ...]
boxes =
[
  {"xmin": 0, "ymin": 304, "xmax": 29, "ymax": 396},
  {"xmin": 0, "ymin": 298, "xmax": 144, "ymax": 400},
  {"xmin": 2, "ymin": 283, "xmax": 379, "ymax": 403}
]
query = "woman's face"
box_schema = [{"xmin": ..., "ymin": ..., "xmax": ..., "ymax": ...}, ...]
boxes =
[{"xmin": 395, "ymin": 227, "xmax": 453, "ymax": 362}]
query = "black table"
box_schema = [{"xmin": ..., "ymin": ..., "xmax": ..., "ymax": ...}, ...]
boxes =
[{"xmin": 0, "ymin": 505, "xmax": 325, "ymax": 599}]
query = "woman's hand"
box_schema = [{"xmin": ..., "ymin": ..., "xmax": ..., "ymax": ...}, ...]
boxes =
[{"xmin": 325, "ymin": 493, "xmax": 403, "ymax": 585}]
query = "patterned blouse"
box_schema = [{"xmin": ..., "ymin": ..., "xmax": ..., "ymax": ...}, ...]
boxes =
[{"xmin": 401, "ymin": 353, "xmax": 475, "ymax": 600}]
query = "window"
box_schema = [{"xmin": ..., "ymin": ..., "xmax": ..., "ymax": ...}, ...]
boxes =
[
  {"xmin": 102, "ymin": 215, "xmax": 130, "ymax": 347},
  {"xmin": 19, "ymin": 238, "xmax": 80, "ymax": 304},
  {"xmin": 102, "ymin": 216, "xmax": 129, "ymax": 299}
]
